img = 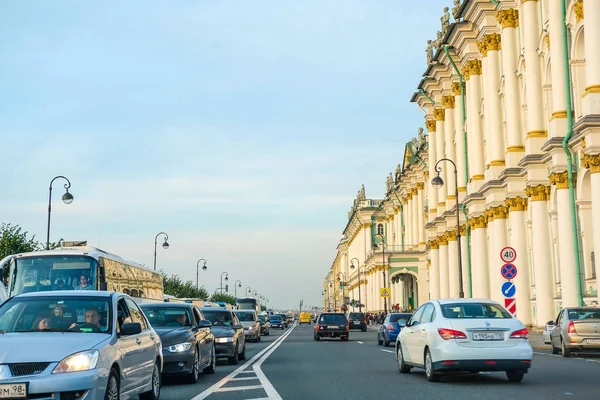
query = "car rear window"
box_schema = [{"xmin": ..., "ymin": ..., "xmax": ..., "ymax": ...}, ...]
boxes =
[
  {"xmin": 348, "ymin": 313, "xmax": 363, "ymax": 320},
  {"xmin": 389, "ymin": 314, "xmax": 409, "ymax": 326},
  {"xmin": 441, "ymin": 303, "xmax": 512, "ymax": 319},
  {"xmin": 567, "ymin": 309, "xmax": 600, "ymax": 320},
  {"xmin": 319, "ymin": 314, "xmax": 347, "ymax": 324}
]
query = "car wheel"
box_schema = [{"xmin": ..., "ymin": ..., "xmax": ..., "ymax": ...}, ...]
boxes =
[
  {"xmin": 425, "ymin": 349, "xmax": 441, "ymax": 383},
  {"xmin": 239, "ymin": 343, "xmax": 247, "ymax": 361},
  {"xmin": 257, "ymin": 334, "xmax": 261, "ymax": 342},
  {"xmin": 361, "ymin": 328, "xmax": 367, "ymax": 332},
  {"xmin": 383, "ymin": 335, "xmax": 390, "ymax": 347},
  {"xmin": 377, "ymin": 334, "xmax": 383, "ymax": 346},
  {"xmin": 139, "ymin": 362, "xmax": 161, "ymax": 400},
  {"xmin": 203, "ymin": 346, "xmax": 216, "ymax": 374},
  {"xmin": 104, "ymin": 368, "xmax": 120, "ymax": 400},
  {"xmin": 561, "ymin": 338, "xmax": 571, "ymax": 357},
  {"xmin": 551, "ymin": 340, "xmax": 559, "ymax": 355},
  {"xmin": 506, "ymin": 370, "xmax": 524, "ymax": 383},
  {"xmin": 341, "ymin": 336, "xmax": 349, "ymax": 342},
  {"xmin": 229, "ymin": 344, "xmax": 239, "ymax": 365},
  {"xmin": 186, "ymin": 347, "xmax": 200, "ymax": 384},
  {"xmin": 266, "ymin": 329, "xmax": 270, "ymax": 336},
  {"xmin": 314, "ymin": 334, "xmax": 320, "ymax": 341},
  {"xmin": 396, "ymin": 344, "xmax": 411, "ymax": 373}
]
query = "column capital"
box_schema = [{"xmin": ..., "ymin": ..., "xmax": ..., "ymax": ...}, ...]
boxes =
[
  {"xmin": 459, "ymin": 224, "xmax": 466, "ymax": 236},
  {"xmin": 445, "ymin": 230, "xmax": 458, "ymax": 241},
  {"xmin": 442, "ymin": 95, "xmax": 456, "ymax": 109},
  {"xmin": 416, "ymin": 182, "xmax": 425, "ymax": 190},
  {"xmin": 574, "ymin": 0, "xmax": 584, "ymax": 22},
  {"xmin": 425, "ymin": 119, "xmax": 437, "ymax": 132},
  {"xmin": 438, "ymin": 234, "xmax": 448, "ymax": 246},
  {"xmin": 406, "ymin": 192, "xmax": 413, "ymax": 201},
  {"xmin": 505, "ymin": 196, "xmax": 528, "ymax": 212},
  {"xmin": 462, "ymin": 59, "xmax": 482, "ymax": 81},
  {"xmin": 411, "ymin": 187, "xmax": 418, "ymax": 195},
  {"xmin": 468, "ymin": 215, "xmax": 487, "ymax": 229},
  {"xmin": 478, "ymin": 33, "xmax": 502, "ymax": 57},
  {"xmin": 452, "ymin": 82, "xmax": 463, "ymax": 95},
  {"xmin": 434, "ymin": 108, "xmax": 446, "ymax": 121},
  {"xmin": 581, "ymin": 153, "xmax": 600, "ymax": 173},
  {"xmin": 497, "ymin": 9, "xmax": 519, "ymax": 28},
  {"xmin": 549, "ymin": 171, "xmax": 576, "ymax": 189},
  {"xmin": 485, "ymin": 205, "xmax": 508, "ymax": 221},
  {"xmin": 526, "ymin": 185, "xmax": 550, "ymax": 201},
  {"xmin": 428, "ymin": 239, "xmax": 439, "ymax": 249}
]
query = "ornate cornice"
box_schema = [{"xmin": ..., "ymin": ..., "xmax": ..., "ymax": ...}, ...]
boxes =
[
  {"xmin": 467, "ymin": 215, "xmax": 487, "ymax": 229},
  {"xmin": 526, "ymin": 185, "xmax": 550, "ymax": 201},
  {"xmin": 581, "ymin": 153, "xmax": 600, "ymax": 173},
  {"xmin": 505, "ymin": 197, "xmax": 528, "ymax": 212},
  {"xmin": 442, "ymin": 95, "xmax": 455, "ymax": 109},
  {"xmin": 549, "ymin": 171, "xmax": 576, "ymax": 189},
  {"xmin": 574, "ymin": 0, "xmax": 584, "ymax": 22},
  {"xmin": 452, "ymin": 82, "xmax": 462, "ymax": 95},
  {"xmin": 497, "ymin": 9, "xmax": 518, "ymax": 29},
  {"xmin": 425, "ymin": 119, "xmax": 437, "ymax": 132},
  {"xmin": 434, "ymin": 108, "xmax": 446, "ymax": 121}
]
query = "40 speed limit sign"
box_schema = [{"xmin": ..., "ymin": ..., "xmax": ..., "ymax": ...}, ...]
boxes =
[{"xmin": 500, "ymin": 247, "xmax": 516, "ymax": 263}]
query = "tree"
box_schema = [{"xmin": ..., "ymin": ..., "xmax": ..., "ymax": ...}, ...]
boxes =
[
  {"xmin": 209, "ymin": 292, "xmax": 237, "ymax": 305},
  {"xmin": 160, "ymin": 271, "xmax": 209, "ymax": 300},
  {"xmin": 1, "ymin": 224, "xmax": 41, "ymax": 284}
]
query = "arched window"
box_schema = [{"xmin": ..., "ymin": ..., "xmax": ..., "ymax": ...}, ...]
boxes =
[{"xmin": 377, "ymin": 223, "xmax": 384, "ymax": 236}]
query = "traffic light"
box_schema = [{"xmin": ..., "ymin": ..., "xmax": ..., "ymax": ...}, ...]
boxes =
[{"xmin": 339, "ymin": 281, "xmax": 343, "ymax": 290}]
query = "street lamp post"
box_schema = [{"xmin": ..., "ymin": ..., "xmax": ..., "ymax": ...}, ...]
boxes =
[
  {"xmin": 432, "ymin": 158, "xmax": 464, "ymax": 298},
  {"xmin": 246, "ymin": 286, "xmax": 251, "ymax": 297},
  {"xmin": 220, "ymin": 272, "xmax": 229, "ymax": 293},
  {"xmin": 373, "ymin": 233, "xmax": 388, "ymax": 314},
  {"xmin": 350, "ymin": 258, "xmax": 364, "ymax": 312},
  {"xmin": 153, "ymin": 232, "xmax": 170, "ymax": 271},
  {"xmin": 196, "ymin": 259, "xmax": 207, "ymax": 290},
  {"xmin": 329, "ymin": 282, "xmax": 336, "ymax": 310},
  {"xmin": 337, "ymin": 272, "xmax": 346, "ymax": 310},
  {"xmin": 46, "ymin": 176, "xmax": 74, "ymax": 250},
  {"xmin": 234, "ymin": 280, "xmax": 242, "ymax": 298}
]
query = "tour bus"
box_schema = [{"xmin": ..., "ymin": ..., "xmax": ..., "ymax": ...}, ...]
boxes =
[
  {"xmin": 236, "ymin": 297, "xmax": 260, "ymax": 314},
  {"xmin": 0, "ymin": 241, "xmax": 164, "ymax": 302}
]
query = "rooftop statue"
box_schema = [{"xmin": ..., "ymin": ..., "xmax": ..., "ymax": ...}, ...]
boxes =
[
  {"xmin": 395, "ymin": 163, "xmax": 402, "ymax": 183},
  {"xmin": 441, "ymin": 7, "xmax": 450, "ymax": 36},
  {"xmin": 416, "ymin": 127, "xmax": 427, "ymax": 152},
  {"xmin": 426, "ymin": 40, "xmax": 434, "ymax": 65},
  {"xmin": 452, "ymin": 0, "xmax": 462, "ymax": 20},
  {"xmin": 433, "ymin": 31, "xmax": 443, "ymax": 50}
]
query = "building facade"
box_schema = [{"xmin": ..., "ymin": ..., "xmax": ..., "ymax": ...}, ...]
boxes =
[{"xmin": 324, "ymin": 0, "xmax": 600, "ymax": 327}]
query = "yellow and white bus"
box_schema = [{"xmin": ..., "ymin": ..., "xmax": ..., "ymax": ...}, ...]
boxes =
[{"xmin": 1, "ymin": 242, "xmax": 164, "ymax": 301}]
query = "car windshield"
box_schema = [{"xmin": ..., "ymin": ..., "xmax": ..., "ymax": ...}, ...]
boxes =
[
  {"xmin": 389, "ymin": 314, "xmax": 411, "ymax": 326},
  {"xmin": 203, "ymin": 310, "xmax": 233, "ymax": 326},
  {"xmin": 270, "ymin": 316, "xmax": 282, "ymax": 321},
  {"xmin": 142, "ymin": 307, "xmax": 192, "ymax": 327},
  {"xmin": 0, "ymin": 296, "xmax": 111, "ymax": 333},
  {"xmin": 441, "ymin": 303, "xmax": 512, "ymax": 319},
  {"xmin": 258, "ymin": 316, "xmax": 266, "ymax": 322},
  {"xmin": 319, "ymin": 314, "xmax": 347, "ymax": 324},
  {"xmin": 567, "ymin": 309, "xmax": 600, "ymax": 320},
  {"xmin": 235, "ymin": 311, "xmax": 256, "ymax": 321}
]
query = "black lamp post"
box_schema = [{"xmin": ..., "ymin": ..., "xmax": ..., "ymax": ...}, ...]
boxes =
[
  {"xmin": 220, "ymin": 272, "xmax": 229, "ymax": 293},
  {"xmin": 47, "ymin": 176, "xmax": 74, "ymax": 250},
  {"xmin": 246, "ymin": 286, "xmax": 251, "ymax": 297},
  {"xmin": 196, "ymin": 259, "xmax": 207, "ymax": 289},
  {"xmin": 153, "ymin": 232, "xmax": 169, "ymax": 271},
  {"xmin": 329, "ymin": 281, "xmax": 336, "ymax": 310},
  {"xmin": 432, "ymin": 158, "xmax": 464, "ymax": 298},
  {"xmin": 350, "ymin": 258, "xmax": 364, "ymax": 312},
  {"xmin": 337, "ymin": 272, "xmax": 346, "ymax": 309},
  {"xmin": 373, "ymin": 233, "xmax": 388, "ymax": 314},
  {"xmin": 234, "ymin": 280, "xmax": 242, "ymax": 298}
]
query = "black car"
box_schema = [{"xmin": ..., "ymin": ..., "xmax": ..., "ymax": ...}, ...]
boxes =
[
  {"xmin": 141, "ymin": 302, "xmax": 216, "ymax": 383},
  {"xmin": 314, "ymin": 313, "xmax": 349, "ymax": 341},
  {"xmin": 347, "ymin": 312, "xmax": 367, "ymax": 331},
  {"xmin": 201, "ymin": 307, "xmax": 247, "ymax": 365}
]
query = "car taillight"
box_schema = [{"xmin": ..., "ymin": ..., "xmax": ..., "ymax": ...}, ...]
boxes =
[
  {"xmin": 438, "ymin": 328, "xmax": 467, "ymax": 340},
  {"xmin": 509, "ymin": 328, "xmax": 528, "ymax": 339},
  {"xmin": 387, "ymin": 324, "xmax": 395, "ymax": 331},
  {"xmin": 568, "ymin": 321, "xmax": 577, "ymax": 334},
  {"xmin": 346, "ymin": 324, "xmax": 350, "ymax": 331},
  {"xmin": 315, "ymin": 324, "xmax": 320, "ymax": 331}
]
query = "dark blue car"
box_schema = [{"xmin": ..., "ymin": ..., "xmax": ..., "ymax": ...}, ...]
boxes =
[
  {"xmin": 269, "ymin": 315, "xmax": 285, "ymax": 329},
  {"xmin": 377, "ymin": 313, "xmax": 411, "ymax": 347}
]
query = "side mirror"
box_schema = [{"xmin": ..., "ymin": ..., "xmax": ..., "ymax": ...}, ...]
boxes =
[
  {"xmin": 198, "ymin": 319, "xmax": 212, "ymax": 329},
  {"xmin": 121, "ymin": 322, "xmax": 142, "ymax": 336},
  {"xmin": 233, "ymin": 323, "xmax": 243, "ymax": 330},
  {"xmin": 546, "ymin": 320, "xmax": 555, "ymax": 326}
]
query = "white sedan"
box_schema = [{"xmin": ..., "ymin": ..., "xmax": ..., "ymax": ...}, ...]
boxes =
[{"xmin": 395, "ymin": 299, "xmax": 533, "ymax": 383}]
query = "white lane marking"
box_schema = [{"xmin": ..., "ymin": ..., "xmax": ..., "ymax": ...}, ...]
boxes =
[
  {"xmin": 216, "ymin": 385, "xmax": 263, "ymax": 392},
  {"xmin": 191, "ymin": 327, "xmax": 295, "ymax": 400},
  {"xmin": 381, "ymin": 349, "xmax": 395, "ymax": 354},
  {"xmin": 357, "ymin": 341, "xmax": 364, "ymax": 345},
  {"xmin": 533, "ymin": 351, "xmax": 600, "ymax": 363},
  {"xmin": 230, "ymin": 376, "xmax": 260, "ymax": 381},
  {"xmin": 238, "ymin": 370, "xmax": 256, "ymax": 374}
]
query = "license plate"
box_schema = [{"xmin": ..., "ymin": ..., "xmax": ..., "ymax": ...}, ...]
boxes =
[
  {"xmin": 473, "ymin": 332, "xmax": 503, "ymax": 341},
  {"xmin": 353, "ymin": 321, "xmax": 360, "ymax": 324},
  {"xmin": 0, "ymin": 384, "xmax": 27, "ymax": 399},
  {"xmin": 326, "ymin": 326, "xmax": 339, "ymax": 329},
  {"xmin": 586, "ymin": 339, "xmax": 600, "ymax": 344}
]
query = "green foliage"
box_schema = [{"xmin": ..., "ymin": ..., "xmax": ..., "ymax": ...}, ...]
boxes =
[
  {"xmin": 209, "ymin": 292, "xmax": 237, "ymax": 305},
  {"xmin": 261, "ymin": 305, "xmax": 266, "ymax": 311},
  {"xmin": 160, "ymin": 271, "xmax": 209, "ymax": 300},
  {"xmin": 1, "ymin": 223, "xmax": 49, "ymax": 285}
]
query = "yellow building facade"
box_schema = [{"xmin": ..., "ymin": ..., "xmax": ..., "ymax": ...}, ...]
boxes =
[{"xmin": 325, "ymin": 0, "xmax": 600, "ymax": 327}]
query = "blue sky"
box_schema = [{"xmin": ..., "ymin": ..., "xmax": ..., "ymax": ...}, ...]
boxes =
[{"xmin": 0, "ymin": 0, "xmax": 449, "ymax": 309}]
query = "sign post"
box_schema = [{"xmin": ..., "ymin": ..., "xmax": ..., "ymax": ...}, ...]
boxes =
[
  {"xmin": 500, "ymin": 247, "xmax": 517, "ymax": 316},
  {"xmin": 380, "ymin": 288, "xmax": 390, "ymax": 298}
]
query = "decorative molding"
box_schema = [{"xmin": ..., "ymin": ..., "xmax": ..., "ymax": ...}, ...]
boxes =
[
  {"xmin": 507, "ymin": 146, "xmax": 525, "ymax": 153},
  {"xmin": 477, "ymin": 39, "xmax": 488, "ymax": 57},
  {"xmin": 425, "ymin": 119, "xmax": 437, "ymax": 132},
  {"xmin": 438, "ymin": 235, "xmax": 448, "ymax": 246},
  {"xmin": 467, "ymin": 215, "xmax": 487, "ymax": 229},
  {"xmin": 459, "ymin": 224, "xmax": 466, "ymax": 236},
  {"xmin": 485, "ymin": 205, "xmax": 508, "ymax": 221},
  {"xmin": 462, "ymin": 59, "xmax": 482, "ymax": 81},
  {"xmin": 485, "ymin": 33, "xmax": 501, "ymax": 51},
  {"xmin": 416, "ymin": 182, "xmax": 425, "ymax": 190},
  {"xmin": 428, "ymin": 239, "xmax": 439, "ymax": 249},
  {"xmin": 549, "ymin": 171, "xmax": 575, "ymax": 189},
  {"xmin": 411, "ymin": 187, "xmax": 418, "ymax": 195},
  {"xmin": 581, "ymin": 153, "xmax": 600, "ymax": 173},
  {"xmin": 442, "ymin": 95, "xmax": 456, "ymax": 109},
  {"xmin": 452, "ymin": 82, "xmax": 462, "ymax": 95},
  {"xmin": 446, "ymin": 230, "xmax": 458, "ymax": 241},
  {"xmin": 497, "ymin": 9, "xmax": 518, "ymax": 29},
  {"xmin": 434, "ymin": 108, "xmax": 446, "ymax": 121},
  {"xmin": 526, "ymin": 185, "xmax": 550, "ymax": 201},
  {"xmin": 526, "ymin": 130, "xmax": 548, "ymax": 139},
  {"xmin": 574, "ymin": 0, "xmax": 584, "ymax": 22},
  {"xmin": 505, "ymin": 197, "xmax": 528, "ymax": 212}
]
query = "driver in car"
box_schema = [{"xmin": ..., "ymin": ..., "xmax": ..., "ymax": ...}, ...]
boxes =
[{"xmin": 70, "ymin": 308, "xmax": 102, "ymax": 330}]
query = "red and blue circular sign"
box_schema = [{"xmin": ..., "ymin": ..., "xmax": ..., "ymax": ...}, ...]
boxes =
[{"xmin": 501, "ymin": 264, "xmax": 518, "ymax": 280}]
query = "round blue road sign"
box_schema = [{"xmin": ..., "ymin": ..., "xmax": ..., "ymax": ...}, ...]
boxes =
[
  {"xmin": 501, "ymin": 264, "xmax": 518, "ymax": 280},
  {"xmin": 501, "ymin": 281, "xmax": 516, "ymax": 298}
]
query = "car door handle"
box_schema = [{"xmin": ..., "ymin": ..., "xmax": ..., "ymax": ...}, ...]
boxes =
[
  {"xmin": 420, "ymin": 329, "xmax": 427, "ymax": 332},
  {"xmin": 136, "ymin": 338, "xmax": 141, "ymax": 345}
]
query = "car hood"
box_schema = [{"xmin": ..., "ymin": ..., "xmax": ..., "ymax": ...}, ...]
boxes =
[
  {"xmin": 154, "ymin": 327, "xmax": 192, "ymax": 346},
  {"xmin": 210, "ymin": 326, "xmax": 235, "ymax": 337},
  {"xmin": 0, "ymin": 332, "xmax": 110, "ymax": 363}
]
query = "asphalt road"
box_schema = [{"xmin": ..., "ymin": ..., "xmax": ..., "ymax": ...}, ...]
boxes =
[{"xmin": 161, "ymin": 323, "xmax": 600, "ymax": 400}]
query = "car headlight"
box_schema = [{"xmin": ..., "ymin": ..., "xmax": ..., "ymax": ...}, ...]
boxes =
[
  {"xmin": 165, "ymin": 342, "xmax": 192, "ymax": 353},
  {"xmin": 53, "ymin": 350, "xmax": 99, "ymax": 374},
  {"xmin": 215, "ymin": 337, "xmax": 233, "ymax": 343}
]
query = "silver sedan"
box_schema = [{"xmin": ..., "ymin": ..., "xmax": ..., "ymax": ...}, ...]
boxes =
[
  {"xmin": 0, "ymin": 291, "xmax": 163, "ymax": 400},
  {"xmin": 549, "ymin": 307, "xmax": 600, "ymax": 357}
]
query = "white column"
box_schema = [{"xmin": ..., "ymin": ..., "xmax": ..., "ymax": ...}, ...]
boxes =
[
  {"xmin": 417, "ymin": 184, "xmax": 425, "ymax": 247},
  {"xmin": 465, "ymin": 63, "xmax": 485, "ymax": 188},
  {"xmin": 470, "ymin": 216, "xmax": 490, "ymax": 298},
  {"xmin": 498, "ymin": 9, "xmax": 525, "ymax": 167},
  {"xmin": 527, "ymin": 185, "xmax": 555, "ymax": 327},
  {"xmin": 452, "ymin": 84, "xmax": 467, "ymax": 194},
  {"xmin": 447, "ymin": 233, "xmax": 460, "ymax": 298},
  {"xmin": 429, "ymin": 245, "xmax": 440, "ymax": 300},
  {"xmin": 435, "ymin": 108, "xmax": 447, "ymax": 214},
  {"xmin": 506, "ymin": 198, "xmax": 534, "ymax": 325},
  {"xmin": 552, "ymin": 173, "xmax": 580, "ymax": 307},
  {"xmin": 406, "ymin": 196, "xmax": 413, "ymax": 248},
  {"xmin": 439, "ymin": 237, "xmax": 450, "ymax": 298},
  {"xmin": 443, "ymin": 96, "xmax": 457, "ymax": 210},
  {"xmin": 590, "ymin": 166, "xmax": 600, "ymax": 306},
  {"xmin": 460, "ymin": 226, "xmax": 470, "ymax": 298},
  {"xmin": 522, "ymin": 0, "xmax": 546, "ymax": 152},
  {"xmin": 411, "ymin": 189, "xmax": 419, "ymax": 248},
  {"xmin": 546, "ymin": 1, "xmax": 569, "ymax": 134},
  {"xmin": 427, "ymin": 120, "xmax": 439, "ymax": 222},
  {"xmin": 583, "ymin": 0, "xmax": 600, "ymax": 115}
]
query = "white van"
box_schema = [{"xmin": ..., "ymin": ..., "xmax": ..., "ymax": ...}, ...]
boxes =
[{"xmin": 0, "ymin": 283, "xmax": 7, "ymax": 303}]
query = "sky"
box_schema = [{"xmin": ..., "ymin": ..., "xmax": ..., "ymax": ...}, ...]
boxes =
[{"xmin": 0, "ymin": 0, "xmax": 449, "ymax": 309}]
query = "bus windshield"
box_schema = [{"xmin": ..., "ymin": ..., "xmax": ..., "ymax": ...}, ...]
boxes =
[{"xmin": 8, "ymin": 255, "xmax": 98, "ymax": 297}]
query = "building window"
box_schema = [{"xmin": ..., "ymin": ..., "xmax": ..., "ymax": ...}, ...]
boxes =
[{"xmin": 377, "ymin": 223, "xmax": 384, "ymax": 236}]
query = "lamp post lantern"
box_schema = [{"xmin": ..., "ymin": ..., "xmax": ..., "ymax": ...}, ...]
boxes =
[
  {"xmin": 153, "ymin": 232, "xmax": 169, "ymax": 271},
  {"xmin": 373, "ymin": 233, "xmax": 388, "ymax": 314},
  {"xmin": 432, "ymin": 158, "xmax": 464, "ymax": 298},
  {"xmin": 245, "ymin": 286, "xmax": 251, "ymax": 297},
  {"xmin": 196, "ymin": 259, "xmax": 207, "ymax": 289},
  {"xmin": 220, "ymin": 272, "xmax": 229, "ymax": 294},
  {"xmin": 46, "ymin": 176, "xmax": 74, "ymax": 250},
  {"xmin": 234, "ymin": 280, "xmax": 242, "ymax": 298},
  {"xmin": 337, "ymin": 272, "xmax": 346, "ymax": 310}
]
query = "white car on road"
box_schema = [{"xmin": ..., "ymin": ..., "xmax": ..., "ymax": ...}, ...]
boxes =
[{"xmin": 395, "ymin": 298, "xmax": 532, "ymax": 383}]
